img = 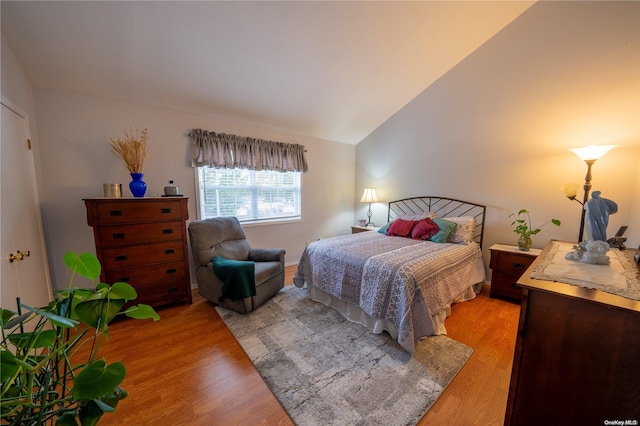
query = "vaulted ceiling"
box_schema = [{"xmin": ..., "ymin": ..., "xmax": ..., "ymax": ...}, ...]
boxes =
[{"xmin": 1, "ymin": 1, "xmax": 534, "ymax": 144}]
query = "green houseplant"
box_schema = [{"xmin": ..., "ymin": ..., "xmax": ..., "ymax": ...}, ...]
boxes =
[
  {"xmin": 510, "ymin": 209, "xmax": 561, "ymax": 251},
  {"xmin": 1, "ymin": 252, "xmax": 159, "ymax": 426}
]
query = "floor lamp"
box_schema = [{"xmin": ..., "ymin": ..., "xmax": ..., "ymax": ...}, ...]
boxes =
[
  {"xmin": 360, "ymin": 188, "xmax": 379, "ymax": 227},
  {"xmin": 562, "ymin": 145, "xmax": 616, "ymax": 242}
]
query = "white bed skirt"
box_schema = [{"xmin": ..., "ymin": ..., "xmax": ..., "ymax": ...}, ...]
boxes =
[{"xmin": 300, "ymin": 281, "xmax": 482, "ymax": 340}]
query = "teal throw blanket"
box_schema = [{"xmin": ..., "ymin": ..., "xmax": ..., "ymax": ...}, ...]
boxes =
[{"xmin": 213, "ymin": 256, "xmax": 256, "ymax": 301}]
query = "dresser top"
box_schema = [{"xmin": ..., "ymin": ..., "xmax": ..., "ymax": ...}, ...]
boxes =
[{"xmin": 517, "ymin": 240, "xmax": 640, "ymax": 313}]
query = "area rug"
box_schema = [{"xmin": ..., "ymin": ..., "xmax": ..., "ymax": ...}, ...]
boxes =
[{"xmin": 216, "ymin": 286, "xmax": 473, "ymax": 426}]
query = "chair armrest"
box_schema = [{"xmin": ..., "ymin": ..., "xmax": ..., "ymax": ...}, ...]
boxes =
[{"xmin": 248, "ymin": 248, "xmax": 285, "ymax": 263}]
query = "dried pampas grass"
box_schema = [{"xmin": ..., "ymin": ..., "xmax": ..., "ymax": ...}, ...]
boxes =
[{"xmin": 110, "ymin": 128, "xmax": 151, "ymax": 173}]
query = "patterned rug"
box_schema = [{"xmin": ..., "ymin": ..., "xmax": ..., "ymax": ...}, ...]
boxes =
[{"xmin": 216, "ymin": 286, "xmax": 473, "ymax": 426}]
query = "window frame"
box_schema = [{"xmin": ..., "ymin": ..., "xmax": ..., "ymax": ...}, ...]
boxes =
[{"xmin": 193, "ymin": 167, "xmax": 303, "ymax": 226}]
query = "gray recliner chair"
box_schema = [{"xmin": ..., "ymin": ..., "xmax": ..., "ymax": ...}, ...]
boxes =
[{"xmin": 188, "ymin": 216, "xmax": 285, "ymax": 313}]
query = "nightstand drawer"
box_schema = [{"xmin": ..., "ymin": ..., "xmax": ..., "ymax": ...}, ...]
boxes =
[
  {"xmin": 491, "ymin": 270, "xmax": 526, "ymax": 300},
  {"xmin": 493, "ymin": 252, "xmax": 535, "ymax": 275}
]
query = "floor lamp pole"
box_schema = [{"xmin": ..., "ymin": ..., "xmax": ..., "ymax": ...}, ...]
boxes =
[{"xmin": 578, "ymin": 159, "xmax": 595, "ymax": 242}]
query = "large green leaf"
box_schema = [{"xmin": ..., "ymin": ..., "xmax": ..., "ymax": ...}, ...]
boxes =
[
  {"xmin": 109, "ymin": 282, "xmax": 137, "ymax": 301},
  {"xmin": 74, "ymin": 299, "xmax": 125, "ymax": 328},
  {"xmin": 64, "ymin": 252, "xmax": 101, "ymax": 282},
  {"xmin": 0, "ymin": 350, "xmax": 20, "ymax": 383},
  {"xmin": 0, "ymin": 308, "xmax": 17, "ymax": 327},
  {"xmin": 72, "ymin": 360, "xmax": 126, "ymax": 401},
  {"xmin": 21, "ymin": 304, "xmax": 78, "ymax": 328},
  {"xmin": 97, "ymin": 385, "xmax": 128, "ymax": 410},
  {"xmin": 8, "ymin": 329, "xmax": 56, "ymax": 349},
  {"xmin": 2, "ymin": 311, "xmax": 32, "ymax": 329},
  {"xmin": 55, "ymin": 413, "xmax": 79, "ymax": 426},
  {"xmin": 78, "ymin": 400, "xmax": 105, "ymax": 426},
  {"xmin": 124, "ymin": 304, "xmax": 160, "ymax": 321}
]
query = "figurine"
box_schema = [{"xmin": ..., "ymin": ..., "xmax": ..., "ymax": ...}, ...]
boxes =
[
  {"xmin": 584, "ymin": 191, "xmax": 617, "ymax": 241},
  {"xmin": 565, "ymin": 240, "xmax": 610, "ymax": 265}
]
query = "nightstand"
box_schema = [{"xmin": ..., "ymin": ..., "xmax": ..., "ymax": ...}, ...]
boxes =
[
  {"xmin": 351, "ymin": 226, "xmax": 379, "ymax": 234},
  {"xmin": 489, "ymin": 244, "xmax": 541, "ymax": 301}
]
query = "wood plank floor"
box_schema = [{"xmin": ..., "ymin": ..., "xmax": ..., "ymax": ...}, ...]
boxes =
[{"xmin": 96, "ymin": 265, "xmax": 520, "ymax": 426}]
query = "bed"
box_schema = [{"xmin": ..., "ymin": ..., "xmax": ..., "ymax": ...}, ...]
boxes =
[{"xmin": 293, "ymin": 196, "xmax": 487, "ymax": 354}]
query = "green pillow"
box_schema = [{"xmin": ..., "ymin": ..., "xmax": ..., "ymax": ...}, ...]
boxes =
[{"xmin": 430, "ymin": 218, "xmax": 457, "ymax": 243}]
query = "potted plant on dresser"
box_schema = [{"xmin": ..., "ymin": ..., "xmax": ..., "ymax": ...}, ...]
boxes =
[{"xmin": 1, "ymin": 251, "xmax": 159, "ymax": 426}]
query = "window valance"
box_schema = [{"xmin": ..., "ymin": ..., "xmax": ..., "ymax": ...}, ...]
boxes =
[{"xmin": 190, "ymin": 129, "xmax": 308, "ymax": 173}]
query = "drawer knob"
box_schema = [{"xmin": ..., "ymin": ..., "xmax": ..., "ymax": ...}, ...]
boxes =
[
  {"xmin": 162, "ymin": 229, "xmax": 173, "ymax": 235},
  {"xmin": 166, "ymin": 268, "xmax": 177, "ymax": 274},
  {"xmin": 164, "ymin": 249, "xmax": 175, "ymax": 255},
  {"xmin": 112, "ymin": 233, "xmax": 125, "ymax": 239},
  {"xmin": 169, "ymin": 287, "xmax": 178, "ymax": 293},
  {"xmin": 109, "ymin": 210, "xmax": 123, "ymax": 216},
  {"xmin": 514, "ymin": 263, "xmax": 526, "ymax": 269},
  {"xmin": 161, "ymin": 208, "xmax": 172, "ymax": 214},
  {"xmin": 118, "ymin": 277, "xmax": 130, "ymax": 282},
  {"xmin": 115, "ymin": 255, "xmax": 128, "ymax": 262}
]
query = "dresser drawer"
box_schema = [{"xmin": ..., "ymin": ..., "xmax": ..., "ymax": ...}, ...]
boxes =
[
  {"xmin": 96, "ymin": 200, "xmax": 183, "ymax": 224},
  {"xmin": 98, "ymin": 222, "xmax": 184, "ymax": 248},
  {"xmin": 105, "ymin": 260, "xmax": 186, "ymax": 287},
  {"xmin": 492, "ymin": 251, "xmax": 535, "ymax": 275},
  {"xmin": 132, "ymin": 280, "xmax": 190, "ymax": 307},
  {"xmin": 102, "ymin": 241, "xmax": 185, "ymax": 270}
]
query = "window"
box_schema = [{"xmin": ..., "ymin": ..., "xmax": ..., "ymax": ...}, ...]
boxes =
[{"xmin": 197, "ymin": 168, "xmax": 301, "ymax": 223}]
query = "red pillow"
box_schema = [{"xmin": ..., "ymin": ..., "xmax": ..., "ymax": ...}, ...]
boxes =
[
  {"xmin": 386, "ymin": 219, "xmax": 416, "ymax": 237},
  {"xmin": 411, "ymin": 218, "xmax": 440, "ymax": 240}
]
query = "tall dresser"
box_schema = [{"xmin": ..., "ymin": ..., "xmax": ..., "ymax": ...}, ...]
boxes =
[{"xmin": 84, "ymin": 197, "xmax": 192, "ymax": 308}]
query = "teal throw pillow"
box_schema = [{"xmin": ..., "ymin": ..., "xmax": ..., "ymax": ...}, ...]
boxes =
[{"xmin": 430, "ymin": 218, "xmax": 458, "ymax": 243}]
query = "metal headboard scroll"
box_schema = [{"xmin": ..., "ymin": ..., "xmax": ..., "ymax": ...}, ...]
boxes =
[{"xmin": 387, "ymin": 196, "xmax": 487, "ymax": 248}]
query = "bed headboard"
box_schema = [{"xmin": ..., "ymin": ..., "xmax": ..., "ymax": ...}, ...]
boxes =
[{"xmin": 388, "ymin": 196, "xmax": 487, "ymax": 248}]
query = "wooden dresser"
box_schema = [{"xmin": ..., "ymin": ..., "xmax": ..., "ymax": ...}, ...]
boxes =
[
  {"xmin": 505, "ymin": 242, "xmax": 640, "ymax": 425},
  {"xmin": 84, "ymin": 197, "xmax": 192, "ymax": 308}
]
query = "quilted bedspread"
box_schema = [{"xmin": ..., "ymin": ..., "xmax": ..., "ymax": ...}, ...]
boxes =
[{"xmin": 294, "ymin": 231, "xmax": 486, "ymax": 353}]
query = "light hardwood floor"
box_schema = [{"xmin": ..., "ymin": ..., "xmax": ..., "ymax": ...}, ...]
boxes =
[{"xmin": 96, "ymin": 265, "xmax": 520, "ymax": 426}]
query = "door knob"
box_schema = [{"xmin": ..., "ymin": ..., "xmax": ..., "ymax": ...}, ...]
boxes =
[{"xmin": 8, "ymin": 250, "xmax": 30, "ymax": 263}]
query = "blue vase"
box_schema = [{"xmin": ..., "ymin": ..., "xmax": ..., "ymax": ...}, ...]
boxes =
[{"xmin": 129, "ymin": 173, "xmax": 147, "ymax": 198}]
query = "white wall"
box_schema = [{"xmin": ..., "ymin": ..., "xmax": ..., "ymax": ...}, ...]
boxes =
[
  {"xmin": 356, "ymin": 2, "xmax": 640, "ymax": 269},
  {"xmin": 32, "ymin": 88, "xmax": 355, "ymax": 289}
]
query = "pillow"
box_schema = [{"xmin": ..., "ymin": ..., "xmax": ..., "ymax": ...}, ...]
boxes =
[
  {"xmin": 411, "ymin": 217, "xmax": 440, "ymax": 240},
  {"xmin": 378, "ymin": 223, "xmax": 390, "ymax": 234},
  {"xmin": 386, "ymin": 218, "xmax": 416, "ymax": 237},
  {"xmin": 444, "ymin": 216, "xmax": 476, "ymax": 244},
  {"xmin": 397, "ymin": 212, "xmax": 435, "ymax": 221},
  {"xmin": 429, "ymin": 218, "xmax": 457, "ymax": 243}
]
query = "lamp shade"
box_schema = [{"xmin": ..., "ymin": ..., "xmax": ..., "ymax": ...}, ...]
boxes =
[
  {"xmin": 561, "ymin": 183, "xmax": 579, "ymax": 199},
  {"xmin": 569, "ymin": 145, "xmax": 617, "ymax": 161},
  {"xmin": 360, "ymin": 188, "xmax": 379, "ymax": 203}
]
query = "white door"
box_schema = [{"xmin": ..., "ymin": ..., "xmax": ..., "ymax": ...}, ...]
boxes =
[{"xmin": 1, "ymin": 100, "xmax": 52, "ymax": 311}]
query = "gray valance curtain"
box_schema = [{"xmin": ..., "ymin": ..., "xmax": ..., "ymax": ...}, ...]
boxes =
[{"xmin": 190, "ymin": 129, "xmax": 309, "ymax": 173}]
